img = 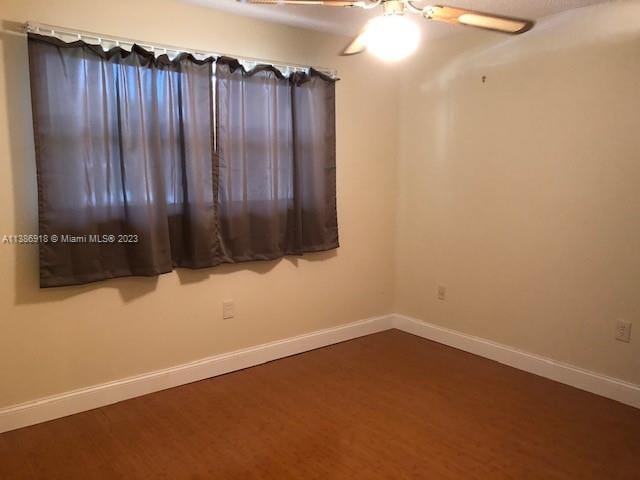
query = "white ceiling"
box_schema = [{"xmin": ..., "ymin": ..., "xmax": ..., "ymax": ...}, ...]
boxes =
[{"xmin": 188, "ymin": 0, "xmax": 613, "ymax": 37}]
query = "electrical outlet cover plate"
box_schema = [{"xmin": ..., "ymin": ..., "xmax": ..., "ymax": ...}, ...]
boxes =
[
  {"xmin": 615, "ymin": 320, "xmax": 632, "ymax": 343},
  {"xmin": 437, "ymin": 285, "xmax": 447, "ymax": 301},
  {"xmin": 223, "ymin": 300, "xmax": 235, "ymax": 320}
]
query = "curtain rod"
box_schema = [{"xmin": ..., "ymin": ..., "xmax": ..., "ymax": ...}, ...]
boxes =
[{"xmin": 24, "ymin": 22, "xmax": 338, "ymax": 79}]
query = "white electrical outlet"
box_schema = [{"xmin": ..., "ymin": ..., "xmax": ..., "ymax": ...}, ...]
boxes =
[
  {"xmin": 615, "ymin": 320, "xmax": 632, "ymax": 343},
  {"xmin": 437, "ymin": 285, "xmax": 447, "ymax": 301},
  {"xmin": 222, "ymin": 300, "xmax": 235, "ymax": 320}
]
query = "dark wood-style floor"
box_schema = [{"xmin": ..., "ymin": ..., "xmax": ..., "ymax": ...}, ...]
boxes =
[{"xmin": 1, "ymin": 330, "xmax": 638, "ymax": 479}]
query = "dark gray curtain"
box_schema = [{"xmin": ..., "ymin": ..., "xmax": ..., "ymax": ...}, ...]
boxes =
[
  {"xmin": 28, "ymin": 34, "xmax": 338, "ymax": 287},
  {"xmin": 216, "ymin": 58, "xmax": 338, "ymax": 261}
]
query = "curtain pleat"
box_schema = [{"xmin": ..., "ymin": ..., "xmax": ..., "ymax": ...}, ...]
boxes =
[
  {"xmin": 28, "ymin": 34, "xmax": 338, "ymax": 287},
  {"xmin": 215, "ymin": 58, "xmax": 297, "ymax": 260}
]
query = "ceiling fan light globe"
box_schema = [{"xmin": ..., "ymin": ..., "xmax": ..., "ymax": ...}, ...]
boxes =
[{"xmin": 363, "ymin": 15, "xmax": 420, "ymax": 62}]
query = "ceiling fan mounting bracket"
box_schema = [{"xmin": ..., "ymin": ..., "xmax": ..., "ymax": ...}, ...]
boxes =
[{"xmin": 381, "ymin": 0, "xmax": 405, "ymax": 15}]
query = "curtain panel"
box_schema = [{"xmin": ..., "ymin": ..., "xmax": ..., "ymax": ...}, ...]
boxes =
[
  {"xmin": 27, "ymin": 33, "xmax": 338, "ymax": 287},
  {"xmin": 215, "ymin": 58, "xmax": 338, "ymax": 261}
]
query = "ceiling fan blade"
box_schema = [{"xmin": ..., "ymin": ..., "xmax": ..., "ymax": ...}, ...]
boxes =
[
  {"xmin": 240, "ymin": 0, "xmax": 365, "ymax": 6},
  {"xmin": 423, "ymin": 5, "xmax": 534, "ymax": 34},
  {"xmin": 341, "ymin": 30, "xmax": 367, "ymax": 56}
]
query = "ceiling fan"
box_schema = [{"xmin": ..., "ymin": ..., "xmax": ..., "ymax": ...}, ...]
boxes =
[{"xmin": 238, "ymin": 1, "xmax": 535, "ymax": 61}]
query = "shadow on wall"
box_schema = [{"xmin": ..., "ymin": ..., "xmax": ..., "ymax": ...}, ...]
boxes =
[
  {"xmin": 176, "ymin": 249, "xmax": 336, "ymax": 285},
  {"xmin": 416, "ymin": 1, "xmax": 640, "ymax": 95},
  {"xmin": 9, "ymin": 250, "xmax": 336, "ymax": 304},
  {"xmin": 1, "ymin": 21, "xmax": 42, "ymax": 304},
  {"xmin": 0, "ymin": 20, "xmax": 337, "ymax": 305}
]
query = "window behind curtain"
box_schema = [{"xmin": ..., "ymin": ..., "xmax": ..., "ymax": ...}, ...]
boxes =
[{"xmin": 28, "ymin": 35, "xmax": 338, "ymax": 287}]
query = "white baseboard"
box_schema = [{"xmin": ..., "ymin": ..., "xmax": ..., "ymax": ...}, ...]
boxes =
[
  {"xmin": 392, "ymin": 314, "xmax": 640, "ymax": 410},
  {"xmin": 1, "ymin": 312, "xmax": 638, "ymax": 434},
  {"xmin": 0, "ymin": 314, "xmax": 394, "ymax": 434}
]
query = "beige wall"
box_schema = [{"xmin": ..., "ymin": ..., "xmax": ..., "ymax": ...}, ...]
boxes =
[
  {"xmin": 1, "ymin": 0, "xmax": 638, "ymax": 411},
  {"xmin": 395, "ymin": 2, "xmax": 640, "ymax": 384},
  {"xmin": 0, "ymin": 0, "xmax": 399, "ymax": 407}
]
